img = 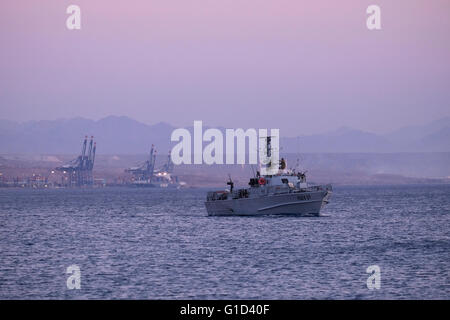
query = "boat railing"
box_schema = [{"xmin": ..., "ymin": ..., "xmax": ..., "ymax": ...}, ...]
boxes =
[
  {"xmin": 232, "ymin": 188, "xmax": 249, "ymax": 199},
  {"xmin": 300, "ymin": 184, "xmax": 333, "ymax": 192},
  {"xmin": 206, "ymin": 191, "xmax": 229, "ymax": 201}
]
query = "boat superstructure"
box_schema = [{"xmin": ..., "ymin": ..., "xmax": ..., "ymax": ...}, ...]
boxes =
[{"xmin": 204, "ymin": 138, "xmax": 332, "ymax": 216}]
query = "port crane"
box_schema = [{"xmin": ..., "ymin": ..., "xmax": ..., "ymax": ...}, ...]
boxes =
[
  {"xmin": 55, "ymin": 136, "xmax": 96, "ymax": 186},
  {"xmin": 125, "ymin": 145, "xmax": 175, "ymax": 185}
]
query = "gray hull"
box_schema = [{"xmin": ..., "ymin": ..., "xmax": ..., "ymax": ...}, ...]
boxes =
[{"xmin": 205, "ymin": 190, "xmax": 331, "ymax": 216}]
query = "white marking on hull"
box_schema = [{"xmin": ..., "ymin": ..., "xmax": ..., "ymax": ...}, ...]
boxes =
[{"xmin": 257, "ymin": 200, "xmax": 321, "ymax": 212}]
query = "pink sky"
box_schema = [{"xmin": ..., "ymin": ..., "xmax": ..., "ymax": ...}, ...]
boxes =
[{"xmin": 1, "ymin": 0, "xmax": 449, "ymax": 135}]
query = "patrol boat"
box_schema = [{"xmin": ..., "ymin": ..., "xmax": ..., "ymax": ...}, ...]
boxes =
[{"xmin": 205, "ymin": 138, "xmax": 332, "ymax": 216}]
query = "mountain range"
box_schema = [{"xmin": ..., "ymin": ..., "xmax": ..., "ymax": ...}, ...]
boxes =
[{"xmin": 0, "ymin": 116, "xmax": 449, "ymax": 154}]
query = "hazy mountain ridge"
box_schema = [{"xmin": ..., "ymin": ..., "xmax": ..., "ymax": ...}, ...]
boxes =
[{"xmin": 0, "ymin": 116, "xmax": 449, "ymax": 154}]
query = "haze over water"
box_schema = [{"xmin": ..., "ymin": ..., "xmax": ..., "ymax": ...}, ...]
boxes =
[{"xmin": 0, "ymin": 185, "xmax": 448, "ymax": 299}]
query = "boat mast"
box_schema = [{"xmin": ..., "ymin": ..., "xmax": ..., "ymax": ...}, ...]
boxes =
[
  {"xmin": 264, "ymin": 136, "xmax": 272, "ymax": 177},
  {"xmin": 259, "ymin": 132, "xmax": 279, "ymax": 176}
]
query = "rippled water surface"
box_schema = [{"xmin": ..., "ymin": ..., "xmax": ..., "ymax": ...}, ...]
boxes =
[{"xmin": 0, "ymin": 185, "xmax": 449, "ymax": 299}]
